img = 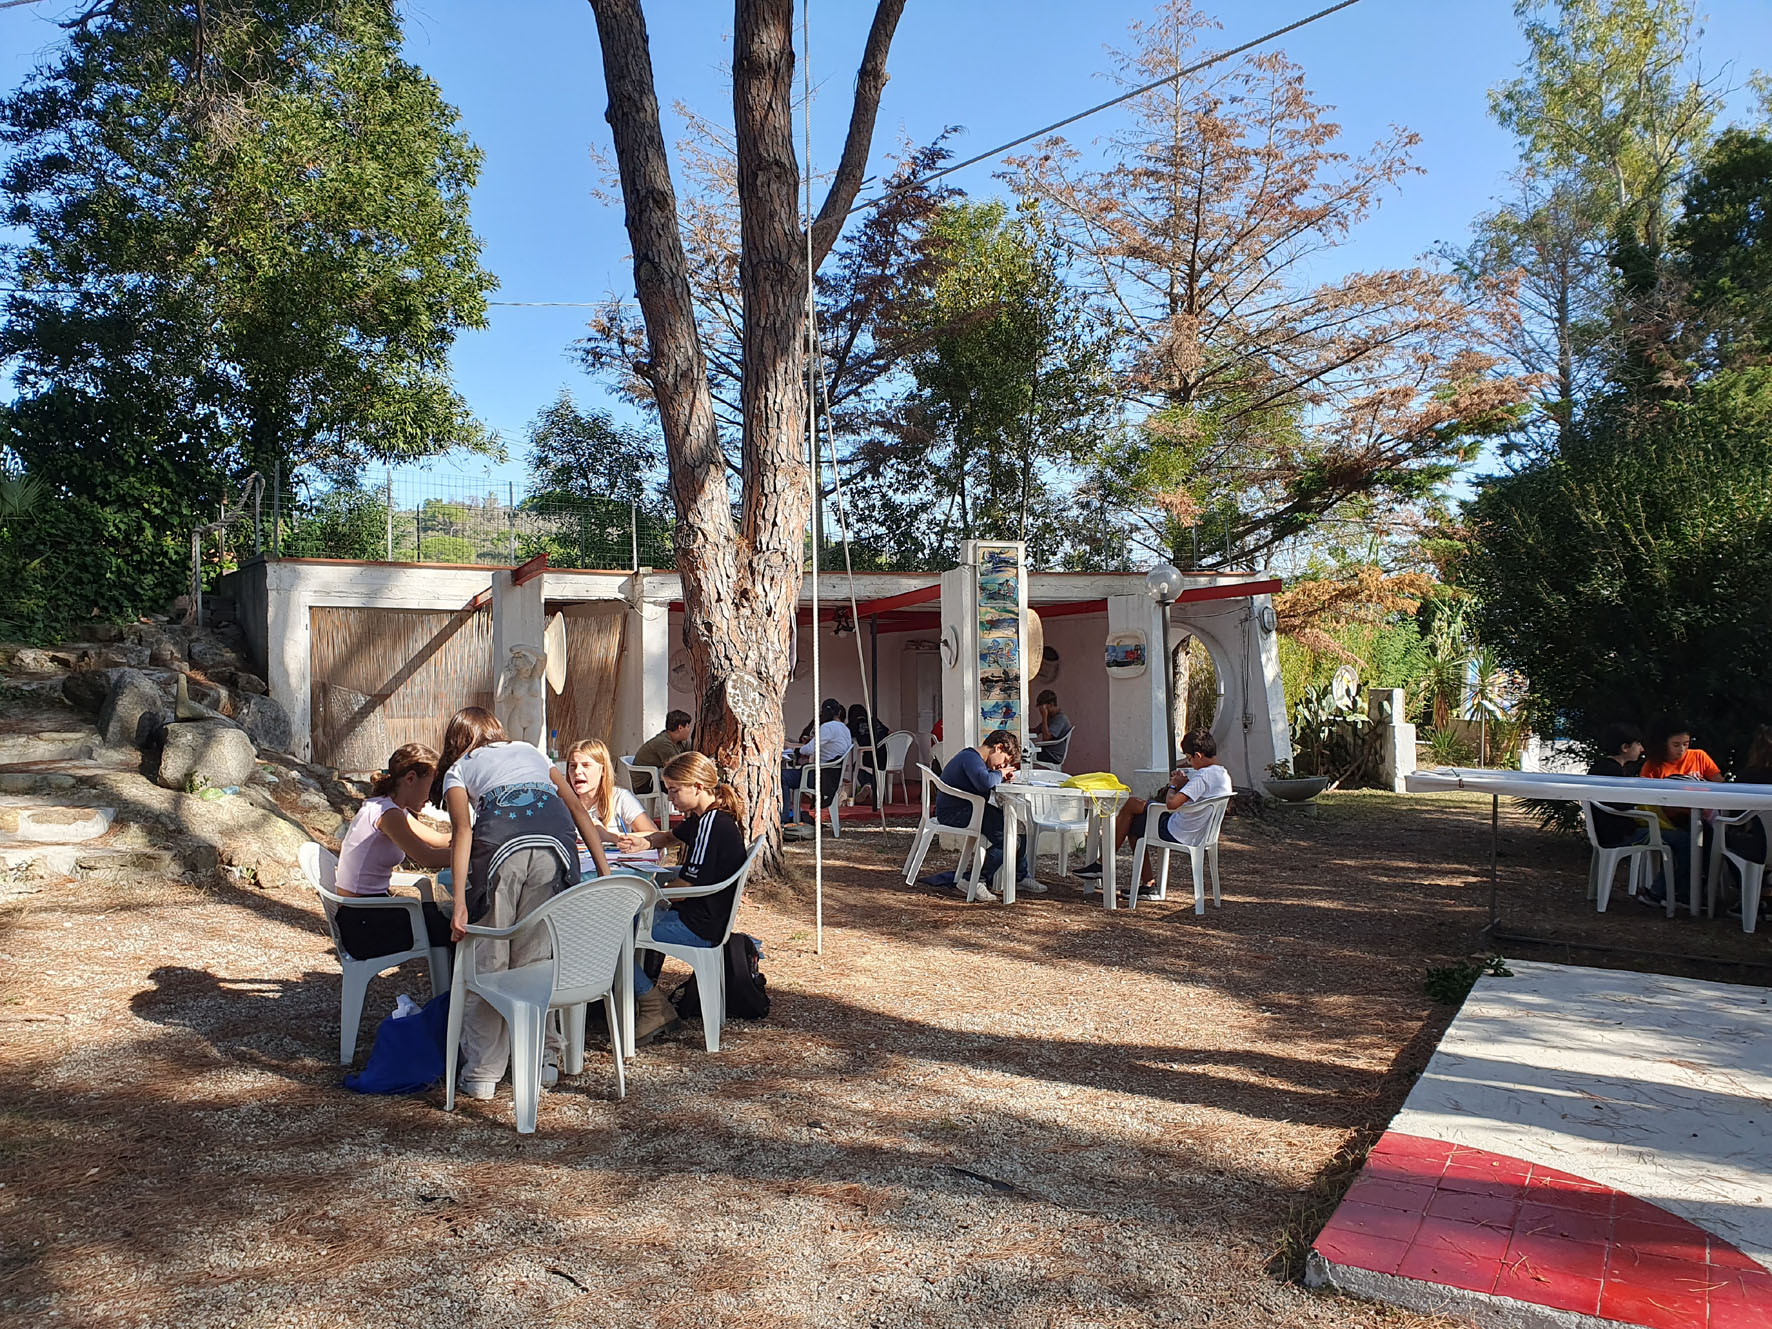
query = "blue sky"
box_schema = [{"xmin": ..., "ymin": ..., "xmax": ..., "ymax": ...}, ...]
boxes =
[{"xmin": 2, "ymin": 0, "xmax": 1769, "ymax": 495}]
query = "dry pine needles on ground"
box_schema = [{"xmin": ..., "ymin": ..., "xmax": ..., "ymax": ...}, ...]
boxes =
[{"xmin": 0, "ymin": 789, "xmax": 1739, "ymax": 1328}]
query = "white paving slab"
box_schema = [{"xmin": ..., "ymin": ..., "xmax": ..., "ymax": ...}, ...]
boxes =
[{"xmin": 1391, "ymin": 960, "xmax": 1772, "ymax": 1272}]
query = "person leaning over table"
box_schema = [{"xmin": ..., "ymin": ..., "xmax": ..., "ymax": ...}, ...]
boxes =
[
  {"xmin": 623, "ymin": 751, "xmax": 750, "ymax": 1045},
  {"xmin": 1639, "ymin": 712, "xmax": 1723, "ymax": 906},
  {"xmin": 436, "ymin": 707, "xmax": 612, "ymax": 1102},
  {"xmin": 1074, "ymin": 729, "xmax": 1231, "ymax": 899},
  {"xmin": 933, "ymin": 728, "xmax": 1037, "ymax": 901},
  {"xmin": 332, "ymin": 743, "xmax": 455, "ymax": 961},
  {"xmin": 631, "ymin": 710, "xmax": 693, "ymax": 795},
  {"xmin": 847, "ymin": 703, "xmax": 890, "ymax": 804}
]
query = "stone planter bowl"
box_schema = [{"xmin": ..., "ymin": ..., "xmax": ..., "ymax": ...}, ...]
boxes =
[{"xmin": 1264, "ymin": 776, "xmax": 1330, "ymax": 802}]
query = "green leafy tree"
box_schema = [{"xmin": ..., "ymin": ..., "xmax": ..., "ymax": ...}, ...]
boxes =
[
  {"xmin": 1462, "ymin": 368, "xmax": 1772, "ymax": 765},
  {"xmin": 525, "ymin": 389, "xmax": 663, "ymax": 508},
  {"xmin": 1451, "ymin": 0, "xmax": 1722, "ymax": 453},
  {"xmin": 0, "ymin": 0, "xmax": 495, "ymax": 636},
  {"xmin": 847, "ymin": 199, "xmax": 1113, "ymax": 567},
  {"xmin": 1674, "ymin": 129, "xmax": 1772, "ymax": 365}
]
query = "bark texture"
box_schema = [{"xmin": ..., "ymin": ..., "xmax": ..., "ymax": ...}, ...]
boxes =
[{"xmin": 587, "ymin": 0, "xmax": 904, "ymax": 845}]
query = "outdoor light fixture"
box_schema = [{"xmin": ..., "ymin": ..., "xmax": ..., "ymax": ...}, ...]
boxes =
[{"xmin": 1145, "ymin": 562, "xmax": 1183, "ymax": 769}]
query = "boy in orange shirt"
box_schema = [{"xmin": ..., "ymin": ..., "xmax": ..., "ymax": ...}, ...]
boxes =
[{"xmin": 1640, "ymin": 714, "xmax": 1722, "ymax": 905}]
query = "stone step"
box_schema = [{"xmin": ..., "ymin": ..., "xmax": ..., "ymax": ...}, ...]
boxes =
[{"xmin": 12, "ymin": 806, "xmax": 115, "ymax": 843}]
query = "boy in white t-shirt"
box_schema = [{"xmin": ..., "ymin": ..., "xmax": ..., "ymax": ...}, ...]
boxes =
[{"xmin": 1075, "ymin": 729, "xmax": 1232, "ymax": 895}]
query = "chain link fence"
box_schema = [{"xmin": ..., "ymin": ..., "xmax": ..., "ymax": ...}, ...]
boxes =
[{"xmin": 263, "ymin": 469, "xmax": 674, "ymax": 571}]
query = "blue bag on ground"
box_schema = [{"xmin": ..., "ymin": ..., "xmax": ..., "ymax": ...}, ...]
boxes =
[{"xmin": 343, "ymin": 990, "xmax": 451, "ymax": 1094}]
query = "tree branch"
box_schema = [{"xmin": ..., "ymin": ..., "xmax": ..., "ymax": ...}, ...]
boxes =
[{"xmin": 806, "ymin": 0, "xmax": 906, "ymax": 269}]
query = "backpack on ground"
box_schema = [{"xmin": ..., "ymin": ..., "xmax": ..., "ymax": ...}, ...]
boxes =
[{"xmin": 671, "ymin": 933, "xmax": 770, "ymax": 1021}]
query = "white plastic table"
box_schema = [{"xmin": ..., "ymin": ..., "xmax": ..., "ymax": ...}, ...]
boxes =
[
  {"xmin": 993, "ymin": 773, "xmax": 1129, "ymax": 908},
  {"xmin": 1404, "ymin": 768, "xmax": 1772, "ymax": 918}
]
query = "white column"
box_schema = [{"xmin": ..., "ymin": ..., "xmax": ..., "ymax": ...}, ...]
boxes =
[
  {"xmin": 1248, "ymin": 592, "xmax": 1292, "ymax": 782},
  {"xmin": 1106, "ymin": 593, "xmax": 1167, "ymax": 789},
  {"xmin": 266, "ymin": 562, "xmax": 312, "ymax": 761},
  {"xmin": 938, "ymin": 565, "xmax": 978, "ymax": 756}
]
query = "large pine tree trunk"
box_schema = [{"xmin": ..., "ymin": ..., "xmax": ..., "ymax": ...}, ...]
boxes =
[{"xmin": 588, "ymin": 0, "xmax": 903, "ymax": 847}]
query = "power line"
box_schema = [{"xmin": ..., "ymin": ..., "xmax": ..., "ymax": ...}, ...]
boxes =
[{"xmin": 843, "ymin": 0, "xmax": 1364, "ymax": 216}]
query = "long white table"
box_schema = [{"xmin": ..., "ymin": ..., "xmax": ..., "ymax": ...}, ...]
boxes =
[
  {"xmin": 992, "ymin": 775, "xmax": 1129, "ymax": 908},
  {"xmin": 1405, "ymin": 767, "xmax": 1772, "ymax": 919}
]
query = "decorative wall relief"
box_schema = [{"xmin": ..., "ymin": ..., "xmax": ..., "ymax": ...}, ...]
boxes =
[{"xmin": 1104, "ymin": 630, "xmax": 1148, "ymax": 679}]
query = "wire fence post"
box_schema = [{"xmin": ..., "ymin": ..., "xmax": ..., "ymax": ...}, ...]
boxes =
[
  {"xmin": 253, "ymin": 478, "xmax": 262, "ymax": 556},
  {"xmin": 271, "ymin": 462, "xmax": 281, "ymax": 558},
  {"xmin": 414, "ymin": 509, "xmax": 421, "ymax": 563},
  {"xmin": 631, "ymin": 503, "xmax": 640, "ymax": 572},
  {"xmin": 385, "ymin": 467, "xmax": 394, "ymax": 562},
  {"xmin": 507, "ymin": 481, "xmax": 516, "ymax": 564}
]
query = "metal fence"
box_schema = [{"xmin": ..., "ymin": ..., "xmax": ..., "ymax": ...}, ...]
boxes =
[
  {"xmin": 217, "ymin": 466, "xmax": 1263, "ymax": 577},
  {"xmin": 261, "ymin": 469, "xmax": 674, "ymax": 571}
]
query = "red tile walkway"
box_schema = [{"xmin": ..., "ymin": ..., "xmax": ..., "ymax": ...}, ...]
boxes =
[{"xmin": 1312, "ymin": 1131, "xmax": 1772, "ymax": 1327}]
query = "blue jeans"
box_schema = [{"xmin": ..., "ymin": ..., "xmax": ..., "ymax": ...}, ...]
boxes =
[
  {"xmin": 938, "ymin": 804, "xmax": 1029, "ymax": 884},
  {"xmin": 1658, "ymin": 822, "xmax": 1713, "ymax": 904},
  {"xmin": 634, "ymin": 904, "xmax": 715, "ymax": 994}
]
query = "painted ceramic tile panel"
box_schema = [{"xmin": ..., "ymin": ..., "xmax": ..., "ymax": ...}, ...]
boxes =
[{"xmin": 976, "ymin": 543, "xmax": 1022, "ymax": 735}]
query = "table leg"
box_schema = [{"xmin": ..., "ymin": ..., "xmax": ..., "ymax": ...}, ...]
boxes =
[
  {"xmin": 1101, "ymin": 807, "xmax": 1117, "ymax": 911},
  {"xmin": 999, "ymin": 807, "xmax": 1018, "ymax": 905},
  {"xmin": 1690, "ymin": 807, "xmax": 1702, "ymax": 918}
]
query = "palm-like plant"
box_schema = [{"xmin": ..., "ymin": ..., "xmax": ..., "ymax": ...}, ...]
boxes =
[{"xmin": 0, "ymin": 469, "xmax": 44, "ymax": 520}]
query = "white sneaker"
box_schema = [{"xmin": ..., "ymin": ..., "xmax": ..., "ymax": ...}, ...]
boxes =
[
  {"xmin": 1016, "ymin": 876, "xmax": 1047, "ymax": 894},
  {"xmin": 956, "ymin": 881, "xmax": 998, "ymax": 902},
  {"xmin": 540, "ymin": 1062, "xmax": 559, "ymax": 1088},
  {"xmin": 458, "ymin": 1080, "xmax": 497, "ymax": 1101}
]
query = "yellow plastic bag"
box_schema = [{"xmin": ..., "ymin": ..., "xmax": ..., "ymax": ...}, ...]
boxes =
[{"xmin": 1061, "ymin": 772, "xmax": 1129, "ymax": 793}]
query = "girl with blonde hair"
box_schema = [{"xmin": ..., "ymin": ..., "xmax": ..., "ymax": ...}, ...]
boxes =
[
  {"xmin": 625, "ymin": 751, "xmax": 749, "ymax": 1044},
  {"xmin": 563, "ymin": 737, "xmax": 658, "ymax": 848}
]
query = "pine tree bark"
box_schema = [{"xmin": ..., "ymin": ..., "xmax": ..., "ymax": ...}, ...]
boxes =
[{"xmin": 587, "ymin": 0, "xmax": 904, "ymax": 846}]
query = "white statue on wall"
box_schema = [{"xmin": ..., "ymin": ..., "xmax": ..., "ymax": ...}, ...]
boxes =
[{"xmin": 495, "ymin": 642, "xmax": 547, "ymax": 748}]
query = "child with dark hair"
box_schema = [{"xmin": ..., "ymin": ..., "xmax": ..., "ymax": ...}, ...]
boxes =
[
  {"xmin": 1032, "ymin": 689, "xmax": 1072, "ymax": 764},
  {"xmin": 1586, "ymin": 723, "xmax": 1650, "ymax": 855},
  {"xmin": 435, "ymin": 707, "xmax": 612, "ymax": 1101},
  {"xmin": 1078, "ymin": 729, "xmax": 1231, "ymax": 897},
  {"xmin": 933, "ymin": 729, "xmax": 1034, "ymax": 900}
]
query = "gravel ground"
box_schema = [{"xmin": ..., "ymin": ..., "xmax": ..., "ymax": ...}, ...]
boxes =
[{"xmin": 0, "ymin": 788, "xmax": 1700, "ymax": 1329}]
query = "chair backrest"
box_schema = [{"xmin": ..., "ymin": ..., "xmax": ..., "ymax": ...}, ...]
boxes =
[
  {"xmin": 799, "ymin": 750, "xmax": 852, "ymax": 807},
  {"xmin": 619, "ymin": 755, "xmax": 659, "ymax": 790},
  {"xmin": 1578, "ymin": 801, "xmax": 1604, "ymax": 851},
  {"xmin": 1145, "ymin": 794, "xmax": 1232, "ymax": 847},
  {"xmin": 528, "ymin": 873, "xmax": 661, "ymax": 1006},
  {"xmin": 1039, "ymin": 729, "xmax": 1074, "ymax": 763},
  {"xmin": 882, "ymin": 730, "xmax": 917, "ymax": 772},
  {"xmin": 297, "ymin": 841, "xmax": 348, "ymax": 948},
  {"xmin": 926, "ymin": 765, "xmax": 985, "ymax": 829},
  {"xmin": 708, "ymin": 839, "xmax": 766, "ymax": 945},
  {"xmin": 1019, "ymin": 785, "xmax": 1090, "ymax": 829}
]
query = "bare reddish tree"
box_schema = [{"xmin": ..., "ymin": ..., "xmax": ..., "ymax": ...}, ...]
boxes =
[
  {"xmin": 1013, "ymin": 0, "xmax": 1531, "ymax": 566},
  {"xmin": 586, "ymin": 0, "xmax": 904, "ymax": 840}
]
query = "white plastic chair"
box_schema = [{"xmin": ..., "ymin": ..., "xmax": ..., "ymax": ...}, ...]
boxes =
[
  {"xmin": 1031, "ymin": 728, "xmax": 1074, "ymax": 771},
  {"xmin": 632, "ymin": 840, "xmax": 765, "ymax": 1054},
  {"xmin": 1708, "ymin": 809, "xmax": 1772, "ymax": 932},
  {"xmin": 1127, "ymin": 795, "xmax": 1232, "ymax": 913},
  {"xmin": 901, "ymin": 763, "xmax": 989, "ymax": 901},
  {"xmin": 299, "ymin": 842, "xmax": 450, "ymax": 1066},
  {"xmin": 788, "ymin": 746, "xmax": 859, "ymax": 837},
  {"xmin": 1019, "ymin": 783, "xmax": 1094, "ymax": 879},
  {"xmin": 620, "ymin": 755, "xmax": 671, "ymax": 828},
  {"xmin": 872, "ymin": 730, "xmax": 918, "ymax": 806},
  {"xmin": 1580, "ymin": 803, "xmax": 1674, "ymax": 915},
  {"xmin": 444, "ymin": 872, "xmax": 659, "ymax": 1134}
]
